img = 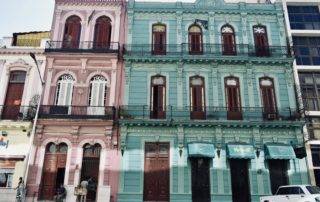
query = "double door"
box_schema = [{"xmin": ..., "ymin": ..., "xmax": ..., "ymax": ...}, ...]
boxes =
[
  {"xmin": 41, "ymin": 154, "xmax": 67, "ymax": 200},
  {"xmin": 144, "ymin": 143, "xmax": 170, "ymax": 202}
]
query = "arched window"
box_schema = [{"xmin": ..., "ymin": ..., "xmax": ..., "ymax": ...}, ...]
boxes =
[
  {"xmin": 152, "ymin": 24, "xmax": 166, "ymax": 55},
  {"xmin": 81, "ymin": 143, "xmax": 101, "ymax": 201},
  {"xmin": 253, "ymin": 25, "xmax": 269, "ymax": 56},
  {"xmin": 62, "ymin": 15, "xmax": 81, "ymax": 49},
  {"xmin": 188, "ymin": 25, "xmax": 203, "ymax": 54},
  {"xmin": 225, "ymin": 77, "xmax": 242, "ymax": 120},
  {"xmin": 41, "ymin": 142, "xmax": 68, "ymax": 200},
  {"xmin": 221, "ymin": 25, "xmax": 236, "ymax": 55},
  {"xmin": 55, "ymin": 74, "xmax": 75, "ymax": 106},
  {"xmin": 2, "ymin": 71, "xmax": 26, "ymax": 120},
  {"xmin": 94, "ymin": 16, "xmax": 112, "ymax": 49},
  {"xmin": 150, "ymin": 75, "xmax": 166, "ymax": 119},
  {"xmin": 190, "ymin": 76, "xmax": 205, "ymax": 119},
  {"xmin": 89, "ymin": 75, "xmax": 108, "ymax": 106},
  {"xmin": 260, "ymin": 77, "xmax": 277, "ymax": 119}
]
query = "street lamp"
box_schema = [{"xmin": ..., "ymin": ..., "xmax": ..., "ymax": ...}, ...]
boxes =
[{"xmin": 23, "ymin": 53, "xmax": 45, "ymax": 187}]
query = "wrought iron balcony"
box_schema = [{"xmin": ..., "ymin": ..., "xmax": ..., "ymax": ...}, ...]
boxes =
[
  {"xmin": 45, "ymin": 41, "xmax": 119, "ymax": 53},
  {"xmin": 124, "ymin": 44, "xmax": 291, "ymax": 59},
  {"xmin": 0, "ymin": 105, "xmax": 36, "ymax": 121},
  {"xmin": 119, "ymin": 106, "xmax": 301, "ymax": 122},
  {"xmin": 39, "ymin": 105, "xmax": 116, "ymax": 119}
]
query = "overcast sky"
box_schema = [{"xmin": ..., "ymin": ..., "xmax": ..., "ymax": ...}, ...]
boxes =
[{"xmin": 0, "ymin": 0, "xmax": 55, "ymax": 38}]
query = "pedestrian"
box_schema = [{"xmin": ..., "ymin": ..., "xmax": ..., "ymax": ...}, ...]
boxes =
[
  {"xmin": 15, "ymin": 177, "xmax": 25, "ymax": 202},
  {"xmin": 55, "ymin": 184, "xmax": 66, "ymax": 202}
]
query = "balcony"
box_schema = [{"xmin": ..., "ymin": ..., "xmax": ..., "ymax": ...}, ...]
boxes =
[
  {"xmin": 124, "ymin": 44, "xmax": 291, "ymax": 59},
  {"xmin": 39, "ymin": 105, "xmax": 116, "ymax": 119},
  {"xmin": 119, "ymin": 106, "xmax": 301, "ymax": 122},
  {"xmin": 45, "ymin": 41, "xmax": 119, "ymax": 53},
  {"xmin": 0, "ymin": 105, "xmax": 36, "ymax": 121}
]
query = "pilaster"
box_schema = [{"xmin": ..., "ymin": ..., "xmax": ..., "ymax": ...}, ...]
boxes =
[
  {"xmin": 246, "ymin": 63, "xmax": 255, "ymax": 107},
  {"xmin": 177, "ymin": 61, "xmax": 183, "ymax": 107}
]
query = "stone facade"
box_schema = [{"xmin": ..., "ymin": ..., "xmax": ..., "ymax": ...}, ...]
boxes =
[
  {"xmin": 25, "ymin": 0, "xmax": 126, "ymax": 201},
  {"xmin": 118, "ymin": 0, "xmax": 309, "ymax": 201}
]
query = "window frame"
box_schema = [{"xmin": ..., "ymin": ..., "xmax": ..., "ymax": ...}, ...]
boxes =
[
  {"xmin": 150, "ymin": 75, "xmax": 166, "ymax": 119},
  {"xmin": 188, "ymin": 24, "xmax": 203, "ymax": 54},
  {"xmin": 152, "ymin": 23, "xmax": 167, "ymax": 55},
  {"xmin": 221, "ymin": 24, "xmax": 236, "ymax": 55}
]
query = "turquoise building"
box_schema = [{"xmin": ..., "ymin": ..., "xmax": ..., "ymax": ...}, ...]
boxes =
[{"xmin": 118, "ymin": 0, "xmax": 310, "ymax": 201}]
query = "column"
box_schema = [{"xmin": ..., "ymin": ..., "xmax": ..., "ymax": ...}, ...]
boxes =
[
  {"xmin": 177, "ymin": 62, "xmax": 183, "ymax": 107},
  {"xmin": 246, "ymin": 64, "xmax": 255, "ymax": 107},
  {"xmin": 114, "ymin": 10, "xmax": 121, "ymax": 43},
  {"xmin": 211, "ymin": 63, "xmax": 219, "ymax": 106}
]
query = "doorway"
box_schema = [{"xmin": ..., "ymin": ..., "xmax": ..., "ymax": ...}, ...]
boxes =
[
  {"xmin": 80, "ymin": 144, "xmax": 101, "ymax": 202},
  {"xmin": 230, "ymin": 159, "xmax": 251, "ymax": 202},
  {"xmin": 191, "ymin": 158, "xmax": 211, "ymax": 202},
  {"xmin": 268, "ymin": 160, "xmax": 289, "ymax": 194},
  {"xmin": 143, "ymin": 142, "xmax": 170, "ymax": 202},
  {"xmin": 40, "ymin": 143, "xmax": 68, "ymax": 200}
]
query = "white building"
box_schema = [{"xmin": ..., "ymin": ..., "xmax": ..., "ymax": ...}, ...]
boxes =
[
  {"xmin": 0, "ymin": 32, "xmax": 48, "ymax": 201},
  {"xmin": 282, "ymin": 0, "xmax": 320, "ymax": 187}
]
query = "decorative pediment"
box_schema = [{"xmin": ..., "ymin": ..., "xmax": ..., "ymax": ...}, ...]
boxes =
[{"xmin": 6, "ymin": 59, "xmax": 32, "ymax": 75}]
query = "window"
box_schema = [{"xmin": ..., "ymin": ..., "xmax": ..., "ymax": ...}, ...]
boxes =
[
  {"xmin": 306, "ymin": 186, "xmax": 320, "ymax": 194},
  {"xmin": 225, "ymin": 77, "xmax": 242, "ymax": 120},
  {"xmin": 259, "ymin": 77, "xmax": 277, "ymax": 120},
  {"xmin": 288, "ymin": 6, "xmax": 320, "ymax": 30},
  {"xmin": 89, "ymin": 75, "xmax": 107, "ymax": 106},
  {"xmin": 268, "ymin": 160, "xmax": 289, "ymax": 195},
  {"xmin": 152, "ymin": 24, "xmax": 166, "ymax": 55},
  {"xmin": 311, "ymin": 145, "xmax": 320, "ymax": 187},
  {"xmin": 299, "ymin": 73, "xmax": 320, "ymax": 111},
  {"xmin": 253, "ymin": 25, "xmax": 269, "ymax": 57},
  {"xmin": 150, "ymin": 75, "xmax": 166, "ymax": 119},
  {"xmin": 277, "ymin": 186, "xmax": 304, "ymax": 195},
  {"xmin": 62, "ymin": 15, "xmax": 81, "ymax": 49},
  {"xmin": 293, "ymin": 37, "xmax": 320, "ymax": 65},
  {"xmin": 0, "ymin": 169, "xmax": 13, "ymax": 188},
  {"xmin": 188, "ymin": 25, "xmax": 203, "ymax": 54},
  {"xmin": 221, "ymin": 25, "xmax": 236, "ymax": 55},
  {"xmin": 190, "ymin": 76, "xmax": 205, "ymax": 119},
  {"xmin": 94, "ymin": 16, "xmax": 112, "ymax": 48},
  {"xmin": 55, "ymin": 74, "xmax": 75, "ymax": 106}
]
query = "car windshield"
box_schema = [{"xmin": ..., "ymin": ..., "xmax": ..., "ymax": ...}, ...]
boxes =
[
  {"xmin": 276, "ymin": 187, "xmax": 305, "ymax": 195},
  {"xmin": 306, "ymin": 186, "xmax": 320, "ymax": 194}
]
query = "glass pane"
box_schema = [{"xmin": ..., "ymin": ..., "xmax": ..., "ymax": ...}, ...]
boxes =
[{"xmin": 311, "ymin": 145, "xmax": 320, "ymax": 167}]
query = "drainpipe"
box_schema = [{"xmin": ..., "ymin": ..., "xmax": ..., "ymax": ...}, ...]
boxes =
[{"xmin": 23, "ymin": 52, "xmax": 45, "ymax": 189}]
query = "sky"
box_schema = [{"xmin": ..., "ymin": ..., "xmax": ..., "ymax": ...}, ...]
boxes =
[{"xmin": 0, "ymin": 0, "xmax": 55, "ymax": 38}]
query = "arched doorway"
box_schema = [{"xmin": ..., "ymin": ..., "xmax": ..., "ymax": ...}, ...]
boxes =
[
  {"xmin": 40, "ymin": 143, "xmax": 68, "ymax": 200},
  {"xmin": 80, "ymin": 143, "xmax": 101, "ymax": 201},
  {"xmin": 62, "ymin": 15, "xmax": 82, "ymax": 49},
  {"xmin": 93, "ymin": 16, "xmax": 112, "ymax": 49}
]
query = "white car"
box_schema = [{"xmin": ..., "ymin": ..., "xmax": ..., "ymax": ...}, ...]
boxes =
[{"xmin": 260, "ymin": 185, "xmax": 320, "ymax": 202}]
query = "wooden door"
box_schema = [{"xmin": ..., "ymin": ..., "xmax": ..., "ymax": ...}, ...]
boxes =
[
  {"xmin": 2, "ymin": 71, "xmax": 26, "ymax": 120},
  {"xmin": 230, "ymin": 159, "xmax": 251, "ymax": 202},
  {"xmin": 152, "ymin": 24, "xmax": 166, "ymax": 55},
  {"xmin": 94, "ymin": 17, "xmax": 111, "ymax": 49},
  {"xmin": 225, "ymin": 78, "xmax": 242, "ymax": 120},
  {"xmin": 268, "ymin": 160, "xmax": 289, "ymax": 194},
  {"xmin": 191, "ymin": 158, "xmax": 211, "ymax": 202},
  {"xmin": 222, "ymin": 34, "xmax": 236, "ymax": 55},
  {"xmin": 189, "ymin": 34, "xmax": 202, "ymax": 54},
  {"xmin": 254, "ymin": 26, "xmax": 269, "ymax": 56},
  {"xmin": 41, "ymin": 154, "xmax": 58, "ymax": 200},
  {"xmin": 260, "ymin": 78, "xmax": 277, "ymax": 120},
  {"xmin": 63, "ymin": 16, "xmax": 81, "ymax": 49},
  {"xmin": 190, "ymin": 77, "xmax": 206, "ymax": 120},
  {"xmin": 151, "ymin": 85, "xmax": 166, "ymax": 119},
  {"xmin": 144, "ymin": 143, "xmax": 169, "ymax": 202}
]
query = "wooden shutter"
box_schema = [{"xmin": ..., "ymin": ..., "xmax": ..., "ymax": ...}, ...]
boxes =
[{"xmin": 94, "ymin": 17, "xmax": 111, "ymax": 48}]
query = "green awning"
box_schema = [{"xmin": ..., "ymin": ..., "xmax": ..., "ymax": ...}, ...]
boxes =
[
  {"xmin": 188, "ymin": 143, "xmax": 215, "ymax": 158},
  {"xmin": 227, "ymin": 144, "xmax": 255, "ymax": 159},
  {"xmin": 265, "ymin": 144, "xmax": 296, "ymax": 160}
]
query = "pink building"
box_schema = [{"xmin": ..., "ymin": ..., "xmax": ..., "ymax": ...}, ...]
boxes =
[{"xmin": 26, "ymin": 0, "xmax": 126, "ymax": 201}]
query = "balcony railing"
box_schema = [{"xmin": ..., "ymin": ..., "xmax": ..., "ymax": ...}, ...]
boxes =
[
  {"xmin": 39, "ymin": 105, "xmax": 116, "ymax": 119},
  {"xmin": 45, "ymin": 41, "xmax": 119, "ymax": 53},
  {"xmin": 119, "ymin": 106, "xmax": 301, "ymax": 121},
  {"xmin": 124, "ymin": 44, "xmax": 291, "ymax": 58},
  {"xmin": 0, "ymin": 105, "xmax": 36, "ymax": 121}
]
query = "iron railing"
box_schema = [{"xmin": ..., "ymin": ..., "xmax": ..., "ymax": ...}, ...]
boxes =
[
  {"xmin": 119, "ymin": 106, "xmax": 301, "ymax": 121},
  {"xmin": 45, "ymin": 41, "xmax": 119, "ymax": 53},
  {"xmin": 0, "ymin": 105, "xmax": 36, "ymax": 121},
  {"xmin": 124, "ymin": 44, "xmax": 291, "ymax": 58},
  {"xmin": 39, "ymin": 105, "xmax": 116, "ymax": 119}
]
